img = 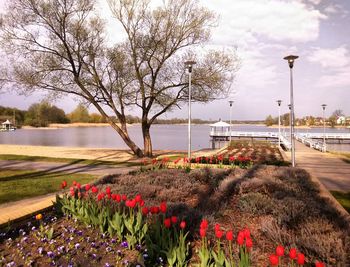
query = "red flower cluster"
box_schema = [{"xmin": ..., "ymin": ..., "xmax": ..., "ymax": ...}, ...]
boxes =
[
  {"xmin": 214, "ymin": 223, "xmax": 223, "ymax": 239},
  {"xmin": 269, "ymin": 246, "xmax": 324, "ymax": 267},
  {"xmin": 237, "ymin": 228, "xmax": 252, "ymax": 248}
]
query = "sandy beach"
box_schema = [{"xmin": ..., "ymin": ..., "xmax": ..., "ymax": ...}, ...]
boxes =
[{"xmin": 0, "ymin": 144, "xmax": 187, "ymax": 162}]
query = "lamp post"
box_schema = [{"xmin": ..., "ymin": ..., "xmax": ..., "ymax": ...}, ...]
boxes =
[
  {"xmin": 277, "ymin": 100, "xmax": 282, "ymax": 147},
  {"xmin": 322, "ymin": 104, "xmax": 327, "ymax": 152},
  {"xmin": 284, "ymin": 55, "xmax": 298, "ymax": 167},
  {"xmin": 229, "ymin": 100, "xmax": 234, "ymax": 143},
  {"xmin": 185, "ymin": 60, "xmax": 196, "ymax": 161}
]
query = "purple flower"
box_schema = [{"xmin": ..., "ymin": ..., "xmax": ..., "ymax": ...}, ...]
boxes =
[
  {"xmin": 116, "ymin": 250, "xmax": 122, "ymax": 256},
  {"xmin": 57, "ymin": 245, "xmax": 65, "ymax": 254},
  {"xmin": 77, "ymin": 230, "xmax": 83, "ymax": 236},
  {"xmin": 47, "ymin": 251, "xmax": 55, "ymax": 258},
  {"xmin": 121, "ymin": 241, "xmax": 128, "ymax": 248},
  {"xmin": 68, "ymin": 263, "xmax": 74, "ymax": 267},
  {"xmin": 6, "ymin": 261, "xmax": 15, "ymax": 267},
  {"xmin": 38, "ymin": 247, "xmax": 43, "ymax": 254},
  {"xmin": 123, "ymin": 260, "xmax": 129, "ymax": 265},
  {"xmin": 106, "ymin": 247, "xmax": 112, "ymax": 253},
  {"xmin": 143, "ymin": 253, "xmax": 149, "ymax": 260},
  {"xmin": 136, "ymin": 244, "xmax": 142, "ymax": 251},
  {"xmin": 91, "ymin": 242, "xmax": 96, "ymax": 248},
  {"xmin": 21, "ymin": 237, "xmax": 28, "ymax": 242},
  {"xmin": 31, "ymin": 226, "xmax": 36, "ymax": 231},
  {"xmin": 104, "ymin": 263, "xmax": 111, "ymax": 267},
  {"xmin": 111, "ymin": 238, "xmax": 116, "ymax": 244},
  {"xmin": 92, "ymin": 253, "xmax": 97, "ymax": 259},
  {"xmin": 74, "ymin": 243, "xmax": 80, "ymax": 250}
]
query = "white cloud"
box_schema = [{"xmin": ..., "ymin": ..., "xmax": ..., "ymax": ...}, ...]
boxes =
[
  {"xmin": 317, "ymin": 67, "xmax": 350, "ymax": 88},
  {"xmin": 204, "ymin": 0, "xmax": 326, "ymax": 46},
  {"xmin": 307, "ymin": 0, "xmax": 322, "ymax": 5},
  {"xmin": 307, "ymin": 46, "xmax": 350, "ymax": 68}
]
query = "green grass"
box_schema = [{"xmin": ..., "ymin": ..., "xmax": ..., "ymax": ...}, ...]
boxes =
[
  {"xmin": 330, "ymin": 191, "xmax": 350, "ymax": 213},
  {"xmin": 0, "ymin": 154, "xmax": 139, "ymax": 167},
  {"xmin": 0, "ymin": 169, "xmax": 95, "ymax": 204}
]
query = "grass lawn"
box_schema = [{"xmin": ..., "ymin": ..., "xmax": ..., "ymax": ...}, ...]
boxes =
[
  {"xmin": 330, "ymin": 151, "xmax": 350, "ymax": 164},
  {"xmin": 0, "ymin": 154, "xmax": 139, "ymax": 167},
  {"xmin": 0, "ymin": 169, "xmax": 95, "ymax": 205},
  {"xmin": 331, "ymin": 190, "xmax": 350, "ymax": 213}
]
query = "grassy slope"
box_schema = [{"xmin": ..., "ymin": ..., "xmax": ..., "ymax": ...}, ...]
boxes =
[
  {"xmin": 331, "ymin": 191, "xmax": 350, "ymax": 213},
  {"xmin": 0, "ymin": 154, "xmax": 139, "ymax": 167},
  {"xmin": 0, "ymin": 169, "xmax": 95, "ymax": 204}
]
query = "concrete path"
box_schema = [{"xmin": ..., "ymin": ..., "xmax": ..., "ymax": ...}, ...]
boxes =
[
  {"xmin": 0, "ymin": 160, "xmax": 137, "ymax": 176},
  {"xmin": 287, "ymin": 141, "xmax": 350, "ymax": 192},
  {"xmin": 0, "ymin": 160, "xmax": 138, "ymax": 226}
]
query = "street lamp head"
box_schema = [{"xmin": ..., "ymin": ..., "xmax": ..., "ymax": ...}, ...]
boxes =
[
  {"xmin": 321, "ymin": 104, "xmax": 327, "ymax": 110},
  {"xmin": 277, "ymin": 100, "xmax": 282, "ymax": 106},
  {"xmin": 184, "ymin": 60, "xmax": 196, "ymax": 73},
  {"xmin": 229, "ymin": 100, "xmax": 234, "ymax": 107},
  {"xmin": 283, "ymin": 55, "xmax": 299, "ymax": 68}
]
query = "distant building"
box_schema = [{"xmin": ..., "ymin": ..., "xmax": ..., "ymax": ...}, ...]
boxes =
[{"xmin": 337, "ymin": 116, "xmax": 346, "ymax": 125}]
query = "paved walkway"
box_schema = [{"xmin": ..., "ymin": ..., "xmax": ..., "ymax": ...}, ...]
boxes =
[
  {"xmin": 287, "ymin": 141, "xmax": 350, "ymax": 192},
  {"xmin": 0, "ymin": 160, "xmax": 137, "ymax": 226}
]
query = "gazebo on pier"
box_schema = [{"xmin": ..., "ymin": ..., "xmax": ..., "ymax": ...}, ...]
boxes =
[
  {"xmin": 1, "ymin": 119, "xmax": 16, "ymax": 131},
  {"xmin": 209, "ymin": 120, "xmax": 231, "ymax": 149}
]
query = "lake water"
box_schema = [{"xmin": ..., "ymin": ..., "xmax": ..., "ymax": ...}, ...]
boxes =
[{"xmin": 0, "ymin": 124, "xmax": 349, "ymax": 152}]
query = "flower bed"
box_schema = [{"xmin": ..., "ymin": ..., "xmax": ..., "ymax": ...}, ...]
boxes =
[{"xmin": 1, "ymin": 167, "xmax": 348, "ymax": 266}]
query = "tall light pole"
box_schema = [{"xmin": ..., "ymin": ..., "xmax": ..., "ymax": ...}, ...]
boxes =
[
  {"xmin": 277, "ymin": 100, "xmax": 282, "ymax": 148},
  {"xmin": 229, "ymin": 100, "xmax": 234, "ymax": 143},
  {"xmin": 185, "ymin": 60, "xmax": 196, "ymax": 161},
  {"xmin": 322, "ymin": 104, "xmax": 327, "ymax": 152},
  {"xmin": 284, "ymin": 55, "xmax": 298, "ymax": 167}
]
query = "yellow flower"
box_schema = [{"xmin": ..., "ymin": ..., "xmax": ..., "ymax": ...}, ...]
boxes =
[{"xmin": 35, "ymin": 213, "xmax": 43, "ymax": 220}]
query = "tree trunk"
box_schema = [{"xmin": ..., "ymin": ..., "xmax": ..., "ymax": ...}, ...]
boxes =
[
  {"xmin": 109, "ymin": 121, "xmax": 144, "ymax": 157},
  {"xmin": 142, "ymin": 122, "xmax": 153, "ymax": 157}
]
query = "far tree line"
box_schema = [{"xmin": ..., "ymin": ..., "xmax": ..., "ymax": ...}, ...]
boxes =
[
  {"xmin": 265, "ymin": 109, "xmax": 349, "ymax": 127},
  {"xmin": 0, "ymin": 102, "xmax": 215, "ymax": 127}
]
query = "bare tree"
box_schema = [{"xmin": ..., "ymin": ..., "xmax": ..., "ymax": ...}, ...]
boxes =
[
  {"xmin": 109, "ymin": 0, "xmax": 239, "ymax": 156},
  {"xmin": 0, "ymin": 0, "xmax": 144, "ymax": 156},
  {"xmin": 1, "ymin": 0, "xmax": 239, "ymax": 157}
]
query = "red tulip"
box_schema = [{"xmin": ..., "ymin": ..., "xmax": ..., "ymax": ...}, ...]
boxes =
[
  {"xmin": 164, "ymin": 218, "xmax": 171, "ymax": 228},
  {"xmin": 242, "ymin": 228, "xmax": 250, "ymax": 238},
  {"xmin": 61, "ymin": 180, "xmax": 67, "ymax": 188},
  {"xmin": 85, "ymin": 184, "xmax": 91, "ymax": 191},
  {"xmin": 171, "ymin": 216, "xmax": 177, "ymax": 224},
  {"xmin": 237, "ymin": 234, "xmax": 244, "ymax": 246},
  {"xmin": 142, "ymin": 207, "xmax": 149, "ymax": 216},
  {"xmin": 76, "ymin": 183, "xmax": 81, "ymax": 189},
  {"xmin": 276, "ymin": 245, "xmax": 285, "ymax": 257},
  {"xmin": 135, "ymin": 194, "xmax": 142, "ymax": 203},
  {"xmin": 97, "ymin": 193, "xmax": 104, "ymax": 201},
  {"xmin": 115, "ymin": 194, "xmax": 121, "ymax": 202},
  {"xmin": 226, "ymin": 230, "xmax": 233, "ymax": 241},
  {"xmin": 121, "ymin": 194, "xmax": 127, "ymax": 201},
  {"xmin": 215, "ymin": 230, "xmax": 223, "ymax": 239},
  {"xmin": 269, "ymin": 254, "xmax": 279, "ymax": 266},
  {"xmin": 107, "ymin": 193, "xmax": 111, "ymax": 199},
  {"xmin": 315, "ymin": 261, "xmax": 325, "ymax": 267},
  {"xmin": 289, "ymin": 248, "xmax": 297, "ymax": 259},
  {"xmin": 70, "ymin": 190, "xmax": 75, "ymax": 197},
  {"xmin": 160, "ymin": 201, "xmax": 167, "ymax": 214},
  {"xmin": 180, "ymin": 221, "xmax": 186, "ymax": 229},
  {"xmin": 105, "ymin": 186, "xmax": 111, "ymax": 194},
  {"xmin": 199, "ymin": 228, "xmax": 206, "ymax": 238},
  {"xmin": 214, "ymin": 223, "xmax": 221, "ymax": 232},
  {"xmin": 245, "ymin": 237, "xmax": 253, "ymax": 248},
  {"xmin": 297, "ymin": 253, "xmax": 305, "ymax": 265},
  {"xmin": 200, "ymin": 219, "xmax": 208, "ymax": 230},
  {"xmin": 150, "ymin": 206, "xmax": 160, "ymax": 214},
  {"xmin": 73, "ymin": 181, "xmax": 77, "ymax": 186},
  {"xmin": 91, "ymin": 186, "xmax": 98, "ymax": 194},
  {"xmin": 126, "ymin": 199, "xmax": 136, "ymax": 208}
]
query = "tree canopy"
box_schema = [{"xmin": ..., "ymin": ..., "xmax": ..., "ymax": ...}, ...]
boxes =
[{"xmin": 0, "ymin": 0, "xmax": 240, "ymax": 157}]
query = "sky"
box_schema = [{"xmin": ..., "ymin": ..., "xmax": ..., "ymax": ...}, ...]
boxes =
[{"xmin": 0, "ymin": 0, "xmax": 349, "ymax": 121}]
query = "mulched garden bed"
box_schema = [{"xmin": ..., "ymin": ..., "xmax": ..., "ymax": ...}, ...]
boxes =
[{"xmin": 1, "ymin": 167, "xmax": 349, "ymax": 266}]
